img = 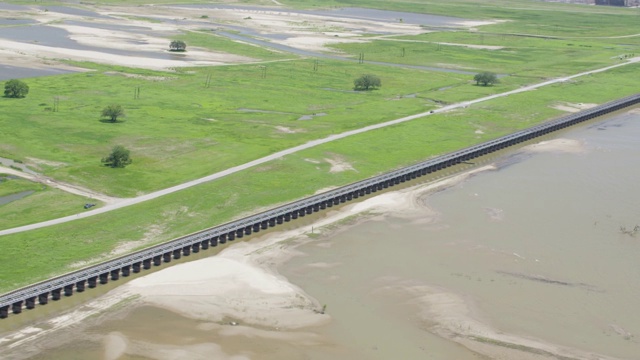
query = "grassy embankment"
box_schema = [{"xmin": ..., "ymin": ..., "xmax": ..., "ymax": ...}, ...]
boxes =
[
  {"xmin": 0, "ymin": 0, "xmax": 639, "ymax": 292},
  {"xmin": 0, "ymin": 61, "xmax": 637, "ymax": 293}
]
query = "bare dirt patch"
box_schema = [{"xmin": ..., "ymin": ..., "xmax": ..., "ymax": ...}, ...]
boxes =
[
  {"xmin": 104, "ymin": 71, "xmax": 176, "ymax": 81},
  {"xmin": 523, "ymin": 138, "xmax": 586, "ymax": 154},
  {"xmin": 324, "ymin": 154, "xmax": 356, "ymax": 173},
  {"xmin": 25, "ymin": 157, "xmax": 68, "ymax": 171},
  {"xmin": 436, "ymin": 41, "xmax": 504, "ymax": 50},
  {"xmin": 274, "ymin": 125, "xmax": 301, "ymax": 134},
  {"xmin": 551, "ymin": 102, "xmax": 598, "ymax": 113},
  {"xmin": 0, "ymin": 164, "xmax": 122, "ymax": 204}
]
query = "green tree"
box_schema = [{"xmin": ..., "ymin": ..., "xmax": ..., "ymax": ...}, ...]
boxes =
[
  {"xmin": 473, "ymin": 72, "xmax": 499, "ymax": 86},
  {"xmin": 4, "ymin": 79, "xmax": 29, "ymax": 98},
  {"xmin": 353, "ymin": 74, "xmax": 381, "ymax": 91},
  {"xmin": 101, "ymin": 104, "xmax": 125, "ymax": 122},
  {"xmin": 102, "ymin": 145, "xmax": 132, "ymax": 168},
  {"xmin": 169, "ymin": 40, "xmax": 187, "ymax": 52}
]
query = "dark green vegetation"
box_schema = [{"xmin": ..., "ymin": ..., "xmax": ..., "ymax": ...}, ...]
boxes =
[
  {"xmin": 353, "ymin": 74, "xmax": 382, "ymax": 91},
  {"xmin": 101, "ymin": 104, "xmax": 125, "ymax": 123},
  {"xmin": 474, "ymin": 72, "xmax": 499, "ymax": 86},
  {"xmin": 0, "ymin": 0, "xmax": 639, "ymax": 293},
  {"xmin": 3, "ymin": 79, "xmax": 29, "ymax": 98},
  {"xmin": 102, "ymin": 145, "xmax": 133, "ymax": 168},
  {"xmin": 169, "ymin": 39, "xmax": 187, "ymax": 52}
]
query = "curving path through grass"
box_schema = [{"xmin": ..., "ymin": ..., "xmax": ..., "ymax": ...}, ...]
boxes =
[{"xmin": 1, "ymin": 57, "xmax": 638, "ymax": 237}]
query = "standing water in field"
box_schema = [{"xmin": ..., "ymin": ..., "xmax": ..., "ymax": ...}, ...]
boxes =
[{"xmin": 1, "ymin": 108, "xmax": 639, "ymax": 359}]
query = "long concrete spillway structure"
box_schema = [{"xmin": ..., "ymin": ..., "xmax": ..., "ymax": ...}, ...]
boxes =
[{"xmin": 1, "ymin": 93, "xmax": 639, "ymax": 318}]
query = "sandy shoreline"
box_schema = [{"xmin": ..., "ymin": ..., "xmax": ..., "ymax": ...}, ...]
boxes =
[{"xmin": 0, "ymin": 138, "xmax": 619, "ymax": 360}]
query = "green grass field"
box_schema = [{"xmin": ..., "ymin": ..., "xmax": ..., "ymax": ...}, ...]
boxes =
[
  {"xmin": 0, "ymin": 176, "xmax": 41, "ymax": 198},
  {"xmin": 0, "ymin": 62, "xmax": 637, "ymax": 293},
  {"xmin": 0, "ymin": 175, "xmax": 103, "ymax": 230},
  {"xmin": 330, "ymin": 34, "xmax": 635, "ymax": 77},
  {"xmin": 1, "ymin": 0, "xmax": 639, "ymax": 293},
  {"xmin": 0, "ymin": 60, "xmax": 494, "ymax": 198}
]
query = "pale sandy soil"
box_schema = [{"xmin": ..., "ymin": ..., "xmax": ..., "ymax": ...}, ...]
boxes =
[
  {"xmin": 0, "ymin": 36, "xmax": 248, "ymax": 70},
  {"xmin": 0, "ymin": 47, "xmax": 88, "ymax": 72},
  {"xmin": 103, "ymin": 71, "xmax": 176, "ymax": 81},
  {"xmin": 24, "ymin": 157, "xmax": 67, "ymax": 170},
  {"xmin": 324, "ymin": 154, "xmax": 356, "ymax": 173},
  {"xmin": 273, "ymin": 125, "xmax": 301, "ymax": 134},
  {"xmin": 522, "ymin": 138, "xmax": 586, "ymax": 154},
  {"xmin": 551, "ymin": 102, "xmax": 598, "ymax": 113},
  {"xmin": 0, "ymin": 2, "xmax": 495, "ymax": 70},
  {"xmin": 397, "ymin": 281, "xmax": 621, "ymax": 360},
  {"xmin": 0, "ymin": 5, "xmax": 256, "ymax": 70}
]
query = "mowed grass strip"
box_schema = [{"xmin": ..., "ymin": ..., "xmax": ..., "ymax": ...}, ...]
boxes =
[
  {"xmin": 0, "ymin": 60, "xmax": 483, "ymax": 198},
  {"xmin": 0, "ymin": 176, "xmax": 102, "ymax": 230},
  {"xmin": 0, "ymin": 63, "xmax": 637, "ymax": 293}
]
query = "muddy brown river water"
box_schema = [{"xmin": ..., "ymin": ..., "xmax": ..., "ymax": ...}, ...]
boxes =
[{"xmin": 1, "ymin": 108, "xmax": 639, "ymax": 359}]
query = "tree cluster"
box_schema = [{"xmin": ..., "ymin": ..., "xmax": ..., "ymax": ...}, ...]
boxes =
[
  {"xmin": 102, "ymin": 145, "xmax": 132, "ymax": 168},
  {"xmin": 101, "ymin": 104, "xmax": 125, "ymax": 122},
  {"xmin": 169, "ymin": 40, "xmax": 187, "ymax": 52},
  {"xmin": 474, "ymin": 72, "xmax": 498, "ymax": 86},
  {"xmin": 4, "ymin": 79, "xmax": 29, "ymax": 98},
  {"xmin": 353, "ymin": 74, "xmax": 381, "ymax": 91}
]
